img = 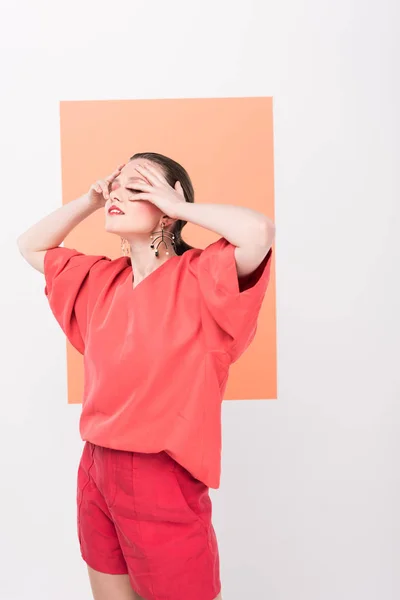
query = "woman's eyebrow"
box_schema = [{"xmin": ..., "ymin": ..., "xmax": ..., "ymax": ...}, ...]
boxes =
[
  {"xmin": 126, "ymin": 176, "xmax": 145, "ymax": 184},
  {"xmin": 112, "ymin": 176, "xmax": 145, "ymax": 187}
]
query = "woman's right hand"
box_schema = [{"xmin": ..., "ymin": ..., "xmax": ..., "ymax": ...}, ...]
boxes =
[{"xmin": 88, "ymin": 164, "xmax": 125, "ymax": 207}]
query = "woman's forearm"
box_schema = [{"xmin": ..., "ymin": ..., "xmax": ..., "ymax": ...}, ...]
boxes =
[
  {"xmin": 17, "ymin": 193, "xmax": 97, "ymax": 254},
  {"xmin": 174, "ymin": 202, "xmax": 275, "ymax": 249}
]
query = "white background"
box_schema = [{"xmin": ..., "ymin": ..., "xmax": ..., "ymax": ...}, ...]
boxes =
[{"xmin": 0, "ymin": 0, "xmax": 399, "ymax": 598}]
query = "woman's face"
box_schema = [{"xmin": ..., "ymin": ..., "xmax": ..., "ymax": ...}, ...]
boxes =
[{"xmin": 104, "ymin": 159, "xmax": 164, "ymax": 237}]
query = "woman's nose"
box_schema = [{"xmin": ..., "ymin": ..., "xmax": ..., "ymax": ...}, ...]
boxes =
[{"xmin": 110, "ymin": 192, "xmax": 123, "ymax": 203}]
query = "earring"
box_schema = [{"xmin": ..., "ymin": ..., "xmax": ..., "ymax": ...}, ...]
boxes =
[
  {"xmin": 121, "ymin": 237, "xmax": 130, "ymax": 257},
  {"xmin": 150, "ymin": 221, "xmax": 175, "ymax": 258}
]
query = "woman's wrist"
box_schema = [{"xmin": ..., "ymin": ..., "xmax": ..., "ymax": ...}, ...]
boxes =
[
  {"xmin": 171, "ymin": 200, "xmax": 193, "ymax": 222},
  {"xmin": 17, "ymin": 193, "xmax": 100, "ymax": 254},
  {"xmin": 78, "ymin": 192, "xmax": 102, "ymax": 214}
]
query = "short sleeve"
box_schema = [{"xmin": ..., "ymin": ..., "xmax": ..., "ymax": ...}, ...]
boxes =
[
  {"xmin": 196, "ymin": 237, "xmax": 272, "ymax": 362},
  {"xmin": 44, "ymin": 247, "xmax": 109, "ymax": 354}
]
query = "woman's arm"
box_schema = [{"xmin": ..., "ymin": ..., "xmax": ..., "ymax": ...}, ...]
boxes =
[
  {"xmin": 133, "ymin": 163, "xmax": 275, "ymax": 278},
  {"xmin": 17, "ymin": 165, "xmax": 123, "ymax": 274},
  {"xmin": 175, "ymin": 202, "xmax": 275, "ymax": 277},
  {"xmin": 17, "ymin": 194, "xmax": 98, "ymax": 273}
]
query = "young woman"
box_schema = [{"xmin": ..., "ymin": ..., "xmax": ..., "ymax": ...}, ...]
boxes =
[{"xmin": 17, "ymin": 152, "xmax": 275, "ymax": 600}]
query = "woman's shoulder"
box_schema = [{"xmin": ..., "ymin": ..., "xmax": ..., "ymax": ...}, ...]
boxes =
[
  {"xmin": 45, "ymin": 248, "xmax": 133, "ymax": 288},
  {"xmin": 95, "ymin": 254, "xmax": 130, "ymax": 271},
  {"xmin": 180, "ymin": 238, "xmax": 227, "ymax": 261},
  {"xmin": 179, "ymin": 238, "xmax": 231, "ymax": 272}
]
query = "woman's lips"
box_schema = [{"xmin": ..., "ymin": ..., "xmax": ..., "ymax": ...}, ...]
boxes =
[{"xmin": 108, "ymin": 205, "xmax": 125, "ymax": 215}]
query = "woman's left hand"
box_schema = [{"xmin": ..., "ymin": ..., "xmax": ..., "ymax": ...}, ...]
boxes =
[{"xmin": 132, "ymin": 164, "xmax": 186, "ymax": 218}]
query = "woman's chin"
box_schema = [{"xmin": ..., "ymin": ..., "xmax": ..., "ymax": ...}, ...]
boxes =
[
  {"xmin": 104, "ymin": 216, "xmax": 131, "ymax": 236},
  {"xmin": 104, "ymin": 221, "xmax": 153, "ymax": 237},
  {"xmin": 105, "ymin": 222, "xmax": 124, "ymax": 235}
]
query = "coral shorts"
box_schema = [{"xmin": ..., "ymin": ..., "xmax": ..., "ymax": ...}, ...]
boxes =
[{"xmin": 77, "ymin": 442, "xmax": 221, "ymax": 600}]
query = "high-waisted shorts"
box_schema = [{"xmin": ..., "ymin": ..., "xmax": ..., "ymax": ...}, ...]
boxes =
[{"xmin": 77, "ymin": 442, "xmax": 221, "ymax": 600}]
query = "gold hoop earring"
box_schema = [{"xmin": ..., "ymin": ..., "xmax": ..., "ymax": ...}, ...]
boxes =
[{"xmin": 121, "ymin": 238, "xmax": 130, "ymax": 257}]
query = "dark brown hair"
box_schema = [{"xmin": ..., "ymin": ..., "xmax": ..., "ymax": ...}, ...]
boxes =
[{"xmin": 130, "ymin": 151, "xmax": 194, "ymax": 255}]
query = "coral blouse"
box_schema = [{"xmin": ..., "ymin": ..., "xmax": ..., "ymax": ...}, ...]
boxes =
[{"xmin": 44, "ymin": 237, "xmax": 272, "ymax": 488}]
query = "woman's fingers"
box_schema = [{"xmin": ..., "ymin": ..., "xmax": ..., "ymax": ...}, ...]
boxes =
[
  {"xmin": 129, "ymin": 192, "xmax": 152, "ymax": 202},
  {"xmin": 175, "ymin": 180, "xmax": 184, "ymax": 197},
  {"xmin": 88, "ymin": 180, "xmax": 110, "ymax": 205},
  {"xmin": 142, "ymin": 163, "xmax": 166, "ymax": 183},
  {"xmin": 135, "ymin": 164, "xmax": 165, "ymax": 186},
  {"xmin": 89, "ymin": 164, "xmax": 124, "ymax": 204},
  {"xmin": 127, "ymin": 181, "xmax": 152, "ymax": 193},
  {"xmin": 105, "ymin": 164, "xmax": 125, "ymax": 185},
  {"xmin": 103, "ymin": 164, "xmax": 125, "ymax": 198},
  {"xmin": 98, "ymin": 180, "xmax": 110, "ymax": 200}
]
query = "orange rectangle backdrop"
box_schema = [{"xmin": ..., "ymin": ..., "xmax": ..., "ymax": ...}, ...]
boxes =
[{"xmin": 59, "ymin": 97, "xmax": 277, "ymax": 403}]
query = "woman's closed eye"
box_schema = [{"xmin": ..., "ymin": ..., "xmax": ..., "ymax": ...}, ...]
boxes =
[{"xmin": 126, "ymin": 187, "xmax": 142, "ymax": 196}]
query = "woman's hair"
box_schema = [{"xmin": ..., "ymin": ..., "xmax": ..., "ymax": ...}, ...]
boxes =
[{"xmin": 130, "ymin": 151, "xmax": 194, "ymax": 255}]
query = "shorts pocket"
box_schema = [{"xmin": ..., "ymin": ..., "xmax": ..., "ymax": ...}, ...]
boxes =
[
  {"xmin": 171, "ymin": 462, "xmax": 212, "ymax": 531},
  {"xmin": 127, "ymin": 453, "xmax": 203, "ymax": 525},
  {"xmin": 76, "ymin": 443, "xmax": 95, "ymax": 542}
]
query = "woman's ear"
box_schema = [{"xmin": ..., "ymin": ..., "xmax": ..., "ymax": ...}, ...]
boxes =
[{"xmin": 162, "ymin": 216, "xmax": 177, "ymax": 228}]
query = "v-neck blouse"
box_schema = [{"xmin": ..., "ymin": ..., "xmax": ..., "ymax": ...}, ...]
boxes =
[{"xmin": 44, "ymin": 237, "xmax": 272, "ymax": 488}]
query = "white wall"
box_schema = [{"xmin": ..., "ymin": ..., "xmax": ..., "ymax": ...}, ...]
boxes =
[{"xmin": 0, "ymin": 0, "xmax": 399, "ymax": 598}]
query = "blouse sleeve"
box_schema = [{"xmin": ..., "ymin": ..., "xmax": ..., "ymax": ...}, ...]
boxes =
[
  {"xmin": 44, "ymin": 247, "xmax": 109, "ymax": 354},
  {"xmin": 196, "ymin": 237, "xmax": 272, "ymax": 362}
]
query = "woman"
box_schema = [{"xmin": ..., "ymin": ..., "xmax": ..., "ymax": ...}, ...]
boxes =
[{"xmin": 17, "ymin": 152, "xmax": 275, "ymax": 600}]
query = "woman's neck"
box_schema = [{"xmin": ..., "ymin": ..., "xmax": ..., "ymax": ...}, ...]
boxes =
[{"xmin": 127, "ymin": 236, "xmax": 177, "ymax": 281}]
